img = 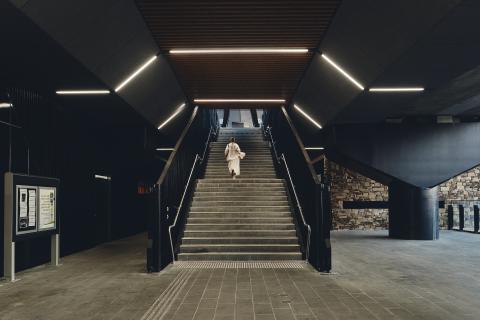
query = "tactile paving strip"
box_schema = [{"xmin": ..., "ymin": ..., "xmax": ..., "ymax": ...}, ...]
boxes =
[{"xmin": 172, "ymin": 261, "xmax": 306, "ymax": 269}]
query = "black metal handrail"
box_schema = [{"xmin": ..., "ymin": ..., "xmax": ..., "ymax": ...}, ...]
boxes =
[
  {"xmin": 168, "ymin": 126, "xmax": 217, "ymax": 262},
  {"xmin": 147, "ymin": 107, "xmax": 218, "ymax": 272},
  {"xmin": 264, "ymin": 125, "xmax": 311, "ymax": 261},
  {"xmin": 264, "ymin": 126, "xmax": 280, "ymax": 165},
  {"xmin": 280, "ymin": 153, "xmax": 311, "ymax": 261}
]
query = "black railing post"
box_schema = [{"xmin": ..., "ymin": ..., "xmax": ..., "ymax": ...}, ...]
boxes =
[
  {"xmin": 447, "ymin": 205, "xmax": 454, "ymax": 230},
  {"xmin": 311, "ymin": 183, "xmax": 331, "ymax": 272},
  {"xmin": 320, "ymin": 182, "xmax": 332, "ymax": 271},
  {"xmin": 147, "ymin": 186, "xmax": 161, "ymax": 272},
  {"xmin": 459, "ymin": 205, "xmax": 465, "ymax": 231},
  {"xmin": 474, "ymin": 205, "xmax": 479, "ymax": 233}
]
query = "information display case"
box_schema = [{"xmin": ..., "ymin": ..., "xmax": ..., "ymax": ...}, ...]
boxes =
[{"xmin": 4, "ymin": 172, "xmax": 60, "ymax": 282}]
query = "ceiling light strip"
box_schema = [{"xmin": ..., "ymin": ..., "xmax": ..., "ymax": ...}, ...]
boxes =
[
  {"xmin": 170, "ymin": 48, "xmax": 309, "ymax": 54},
  {"xmin": 321, "ymin": 54, "xmax": 364, "ymax": 90},
  {"xmin": 158, "ymin": 103, "xmax": 186, "ymax": 130},
  {"xmin": 94, "ymin": 175, "xmax": 111, "ymax": 180},
  {"xmin": 369, "ymin": 87, "xmax": 424, "ymax": 92},
  {"xmin": 293, "ymin": 104, "xmax": 322, "ymax": 129},
  {"xmin": 56, "ymin": 90, "xmax": 110, "ymax": 95},
  {"xmin": 194, "ymin": 99, "xmax": 285, "ymax": 103},
  {"xmin": 0, "ymin": 102, "xmax": 13, "ymax": 108},
  {"xmin": 156, "ymin": 148, "xmax": 175, "ymax": 151},
  {"xmin": 115, "ymin": 55, "xmax": 157, "ymax": 92},
  {"xmin": 305, "ymin": 147, "xmax": 324, "ymax": 150}
]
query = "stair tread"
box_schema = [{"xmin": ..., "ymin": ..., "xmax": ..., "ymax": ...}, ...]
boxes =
[
  {"xmin": 178, "ymin": 252, "xmax": 301, "ymax": 255},
  {"xmin": 182, "ymin": 237, "xmax": 297, "ymax": 239},
  {"xmin": 181, "ymin": 244, "xmax": 299, "ymax": 247}
]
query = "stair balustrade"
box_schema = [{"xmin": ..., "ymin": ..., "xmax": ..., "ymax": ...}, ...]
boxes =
[
  {"xmin": 262, "ymin": 107, "xmax": 332, "ymax": 272},
  {"xmin": 146, "ymin": 106, "xmax": 219, "ymax": 272}
]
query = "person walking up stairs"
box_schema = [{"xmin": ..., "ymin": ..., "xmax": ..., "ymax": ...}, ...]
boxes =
[{"xmin": 177, "ymin": 127, "xmax": 302, "ymax": 261}]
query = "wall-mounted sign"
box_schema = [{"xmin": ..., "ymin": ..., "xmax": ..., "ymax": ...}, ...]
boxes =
[
  {"xmin": 38, "ymin": 187, "xmax": 56, "ymax": 231},
  {"xmin": 16, "ymin": 185, "xmax": 38, "ymax": 234},
  {"xmin": 4, "ymin": 173, "xmax": 61, "ymax": 282}
]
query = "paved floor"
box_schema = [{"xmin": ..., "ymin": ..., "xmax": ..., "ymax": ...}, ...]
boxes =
[{"xmin": 1, "ymin": 230, "xmax": 479, "ymax": 320}]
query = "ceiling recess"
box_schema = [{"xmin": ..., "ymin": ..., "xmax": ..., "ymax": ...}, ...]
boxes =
[{"xmin": 136, "ymin": 0, "xmax": 341, "ymax": 107}]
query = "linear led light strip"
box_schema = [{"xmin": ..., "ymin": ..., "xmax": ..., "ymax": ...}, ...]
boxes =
[
  {"xmin": 321, "ymin": 53, "xmax": 364, "ymax": 90},
  {"xmin": 321, "ymin": 53, "xmax": 424, "ymax": 92},
  {"xmin": 170, "ymin": 48, "xmax": 308, "ymax": 54},
  {"xmin": 115, "ymin": 55, "xmax": 157, "ymax": 92},
  {"xmin": 369, "ymin": 87, "xmax": 424, "ymax": 92},
  {"xmin": 158, "ymin": 103, "xmax": 186, "ymax": 130},
  {"xmin": 293, "ymin": 104, "xmax": 322, "ymax": 129},
  {"xmin": 94, "ymin": 175, "xmax": 111, "ymax": 180},
  {"xmin": 0, "ymin": 102, "xmax": 13, "ymax": 108},
  {"xmin": 194, "ymin": 99, "xmax": 285, "ymax": 103},
  {"xmin": 156, "ymin": 148, "xmax": 175, "ymax": 151},
  {"xmin": 56, "ymin": 90, "xmax": 110, "ymax": 95},
  {"xmin": 305, "ymin": 147, "xmax": 324, "ymax": 150}
]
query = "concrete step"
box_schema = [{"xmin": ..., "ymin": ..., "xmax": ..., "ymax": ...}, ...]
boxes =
[
  {"xmin": 208, "ymin": 158, "xmax": 273, "ymax": 162},
  {"xmin": 185, "ymin": 223, "xmax": 295, "ymax": 231},
  {"xmin": 187, "ymin": 217, "xmax": 292, "ymax": 224},
  {"xmin": 196, "ymin": 185, "xmax": 283, "ymax": 189},
  {"xmin": 188, "ymin": 212, "xmax": 292, "ymax": 218},
  {"xmin": 204, "ymin": 170, "xmax": 275, "ymax": 174},
  {"xmin": 211, "ymin": 144, "xmax": 267, "ymax": 147},
  {"xmin": 205, "ymin": 172, "xmax": 276, "ymax": 176},
  {"xmin": 181, "ymin": 237, "xmax": 298, "ymax": 244},
  {"xmin": 192, "ymin": 195, "xmax": 287, "ymax": 201},
  {"xmin": 208, "ymin": 156, "xmax": 272, "ymax": 160},
  {"xmin": 198, "ymin": 178, "xmax": 282, "ymax": 183},
  {"xmin": 180, "ymin": 244, "xmax": 300, "ymax": 253},
  {"xmin": 195, "ymin": 186, "xmax": 284, "ymax": 191},
  {"xmin": 210, "ymin": 147, "xmax": 269, "ymax": 151},
  {"xmin": 208, "ymin": 155, "xmax": 272, "ymax": 159},
  {"xmin": 196, "ymin": 181, "xmax": 283, "ymax": 186},
  {"xmin": 203, "ymin": 174, "xmax": 277, "ymax": 179},
  {"xmin": 191, "ymin": 200, "xmax": 289, "ymax": 207},
  {"xmin": 205, "ymin": 169, "xmax": 276, "ymax": 173},
  {"xmin": 183, "ymin": 230, "xmax": 297, "ymax": 237},
  {"xmin": 177, "ymin": 252, "xmax": 302, "ymax": 261},
  {"xmin": 196, "ymin": 184, "xmax": 285, "ymax": 191},
  {"xmin": 189, "ymin": 206, "xmax": 291, "ymax": 212},
  {"xmin": 204, "ymin": 169, "xmax": 275, "ymax": 174},
  {"xmin": 207, "ymin": 165, "xmax": 275, "ymax": 170},
  {"xmin": 194, "ymin": 189, "xmax": 284, "ymax": 195}
]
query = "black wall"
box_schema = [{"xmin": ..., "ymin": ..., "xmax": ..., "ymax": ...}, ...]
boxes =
[
  {"xmin": 0, "ymin": 88, "xmax": 162, "ymax": 277},
  {"xmin": 327, "ymin": 122, "xmax": 480, "ymax": 188}
]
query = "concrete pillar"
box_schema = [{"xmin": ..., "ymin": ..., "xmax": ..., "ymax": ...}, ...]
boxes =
[{"xmin": 388, "ymin": 181, "xmax": 439, "ymax": 240}]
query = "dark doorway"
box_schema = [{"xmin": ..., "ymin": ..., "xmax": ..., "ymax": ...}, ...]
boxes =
[{"xmin": 93, "ymin": 176, "xmax": 112, "ymax": 246}]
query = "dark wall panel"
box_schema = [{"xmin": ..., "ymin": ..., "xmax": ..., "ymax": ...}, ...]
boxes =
[{"xmin": 0, "ymin": 89, "xmax": 162, "ymax": 277}]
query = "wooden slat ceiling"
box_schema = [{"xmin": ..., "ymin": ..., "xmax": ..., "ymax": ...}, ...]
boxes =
[{"xmin": 136, "ymin": 0, "xmax": 341, "ymax": 107}]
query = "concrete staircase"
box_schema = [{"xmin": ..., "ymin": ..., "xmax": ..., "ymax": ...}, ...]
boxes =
[{"xmin": 177, "ymin": 127, "xmax": 302, "ymax": 261}]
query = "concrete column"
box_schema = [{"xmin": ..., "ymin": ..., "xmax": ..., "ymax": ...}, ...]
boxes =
[{"xmin": 388, "ymin": 181, "xmax": 439, "ymax": 240}]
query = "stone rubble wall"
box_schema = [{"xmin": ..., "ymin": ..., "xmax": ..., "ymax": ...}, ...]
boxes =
[
  {"xmin": 328, "ymin": 160, "xmax": 389, "ymax": 230},
  {"xmin": 328, "ymin": 160, "xmax": 480, "ymax": 230}
]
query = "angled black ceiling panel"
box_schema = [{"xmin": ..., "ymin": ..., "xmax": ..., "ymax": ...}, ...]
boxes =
[
  {"xmin": 336, "ymin": 0, "xmax": 480, "ymax": 123},
  {"xmin": 293, "ymin": 0, "xmax": 460, "ymax": 126},
  {"xmin": 10, "ymin": 0, "xmax": 186, "ymax": 127},
  {"xmin": 0, "ymin": 1, "xmax": 145, "ymax": 127}
]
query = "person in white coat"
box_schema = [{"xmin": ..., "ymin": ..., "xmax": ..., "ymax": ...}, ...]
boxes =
[{"xmin": 225, "ymin": 137, "xmax": 245, "ymax": 179}]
